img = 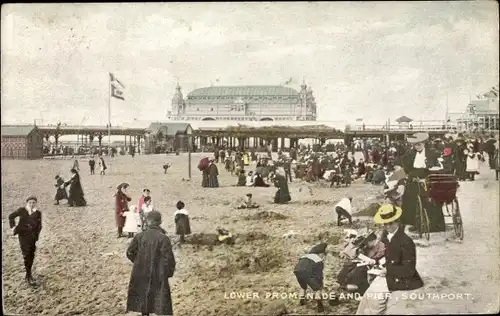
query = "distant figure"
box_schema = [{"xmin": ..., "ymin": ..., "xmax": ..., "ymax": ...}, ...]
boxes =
[
  {"xmin": 174, "ymin": 201, "xmax": 191, "ymax": 243},
  {"xmin": 64, "ymin": 169, "xmax": 87, "ymax": 207},
  {"xmin": 8, "ymin": 196, "xmax": 42, "ymax": 286},
  {"xmin": 54, "ymin": 175, "xmax": 68, "ymax": 205},
  {"xmin": 115, "ymin": 183, "xmax": 132, "ymax": 238},
  {"xmin": 272, "ymin": 173, "xmax": 291, "ymax": 204},
  {"xmin": 99, "ymin": 155, "xmax": 107, "ymax": 175},
  {"xmin": 126, "ymin": 211, "xmax": 176, "ymax": 316},
  {"xmin": 237, "ymin": 193, "xmax": 260, "ymax": 209},
  {"xmin": 207, "ymin": 159, "xmax": 219, "ymax": 188},
  {"xmin": 253, "ymin": 173, "xmax": 270, "ymax": 187},
  {"xmin": 89, "ymin": 156, "xmax": 96, "ymax": 175},
  {"xmin": 72, "ymin": 159, "xmax": 80, "ymax": 172},
  {"xmin": 236, "ymin": 169, "xmax": 246, "ymax": 186},
  {"xmin": 163, "ymin": 163, "xmax": 171, "ymax": 174}
]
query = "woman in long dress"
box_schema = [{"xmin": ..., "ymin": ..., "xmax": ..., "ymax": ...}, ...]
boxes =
[
  {"xmin": 207, "ymin": 160, "xmax": 219, "ymax": 188},
  {"xmin": 115, "ymin": 183, "xmax": 132, "ymax": 238},
  {"xmin": 64, "ymin": 169, "xmax": 87, "ymax": 207},
  {"xmin": 272, "ymin": 173, "xmax": 291, "ymax": 204}
]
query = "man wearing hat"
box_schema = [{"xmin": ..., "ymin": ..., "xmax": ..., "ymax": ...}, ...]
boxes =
[
  {"xmin": 294, "ymin": 243, "xmax": 328, "ymax": 312},
  {"xmin": 356, "ymin": 204, "xmax": 423, "ymax": 315},
  {"xmin": 8, "ymin": 196, "xmax": 43, "ymax": 285},
  {"xmin": 126, "ymin": 211, "xmax": 176, "ymax": 316},
  {"xmin": 401, "ymin": 132, "xmax": 445, "ymax": 233}
]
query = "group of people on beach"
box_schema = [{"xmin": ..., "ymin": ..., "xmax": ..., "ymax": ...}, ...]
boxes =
[{"xmin": 7, "ymin": 130, "xmax": 499, "ymax": 316}]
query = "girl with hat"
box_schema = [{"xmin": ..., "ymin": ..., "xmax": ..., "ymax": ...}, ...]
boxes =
[
  {"xmin": 8, "ymin": 196, "xmax": 42, "ymax": 285},
  {"xmin": 356, "ymin": 204, "xmax": 423, "ymax": 315},
  {"xmin": 293, "ymin": 243, "xmax": 328, "ymax": 312},
  {"xmin": 115, "ymin": 183, "xmax": 132, "ymax": 238}
]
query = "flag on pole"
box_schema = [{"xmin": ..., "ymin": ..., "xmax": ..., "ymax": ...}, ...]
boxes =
[
  {"xmin": 284, "ymin": 77, "xmax": 293, "ymax": 85},
  {"xmin": 109, "ymin": 73, "xmax": 125, "ymax": 100}
]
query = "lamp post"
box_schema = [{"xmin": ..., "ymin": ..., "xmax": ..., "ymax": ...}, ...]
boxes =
[{"xmin": 187, "ymin": 126, "xmax": 192, "ymax": 179}]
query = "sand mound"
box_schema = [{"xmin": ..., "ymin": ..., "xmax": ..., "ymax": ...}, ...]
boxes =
[
  {"xmin": 300, "ymin": 199, "xmax": 333, "ymax": 206},
  {"xmin": 184, "ymin": 232, "xmax": 269, "ymax": 246},
  {"xmin": 354, "ymin": 202, "xmax": 381, "ymax": 217},
  {"xmin": 316, "ymin": 230, "xmax": 343, "ymax": 245},
  {"xmin": 244, "ymin": 211, "xmax": 288, "ymax": 220}
]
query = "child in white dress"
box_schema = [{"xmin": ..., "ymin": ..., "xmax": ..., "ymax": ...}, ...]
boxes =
[
  {"xmin": 123, "ymin": 206, "xmax": 140, "ymax": 238},
  {"xmin": 140, "ymin": 196, "xmax": 154, "ymax": 231}
]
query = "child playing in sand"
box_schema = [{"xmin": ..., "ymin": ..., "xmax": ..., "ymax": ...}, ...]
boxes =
[
  {"xmin": 54, "ymin": 175, "xmax": 68, "ymax": 205},
  {"xmin": 140, "ymin": 196, "xmax": 154, "ymax": 231},
  {"xmin": 237, "ymin": 193, "xmax": 260, "ymax": 209},
  {"xmin": 123, "ymin": 206, "xmax": 140, "ymax": 238},
  {"xmin": 293, "ymin": 243, "xmax": 328, "ymax": 312},
  {"xmin": 174, "ymin": 201, "xmax": 191, "ymax": 243}
]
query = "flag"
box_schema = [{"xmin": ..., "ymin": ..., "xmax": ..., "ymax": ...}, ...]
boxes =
[
  {"xmin": 110, "ymin": 72, "xmax": 125, "ymax": 100},
  {"xmin": 284, "ymin": 77, "xmax": 293, "ymax": 85},
  {"xmin": 356, "ymin": 118, "xmax": 363, "ymax": 122}
]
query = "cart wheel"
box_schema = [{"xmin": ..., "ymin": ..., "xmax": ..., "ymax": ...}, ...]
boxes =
[
  {"xmin": 451, "ymin": 198, "xmax": 464, "ymax": 240},
  {"xmin": 416, "ymin": 196, "xmax": 431, "ymax": 241}
]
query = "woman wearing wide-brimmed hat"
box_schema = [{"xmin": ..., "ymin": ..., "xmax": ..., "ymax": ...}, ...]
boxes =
[
  {"xmin": 115, "ymin": 182, "xmax": 132, "ymax": 238},
  {"xmin": 356, "ymin": 204, "xmax": 423, "ymax": 315},
  {"xmin": 400, "ymin": 133, "xmax": 445, "ymax": 233}
]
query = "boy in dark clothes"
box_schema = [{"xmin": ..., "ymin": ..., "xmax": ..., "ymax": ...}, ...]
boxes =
[
  {"xmin": 294, "ymin": 242, "xmax": 328, "ymax": 312},
  {"xmin": 54, "ymin": 175, "xmax": 68, "ymax": 205},
  {"xmin": 8, "ymin": 196, "xmax": 42, "ymax": 285},
  {"xmin": 89, "ymin": 156, "xmax": 96, "ymax": 175}
]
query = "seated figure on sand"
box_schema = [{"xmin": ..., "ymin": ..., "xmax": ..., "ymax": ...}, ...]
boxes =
[
  {"xmin": 245, "ymin": 171, "xmax": 255, "ymax": 187},
  {"xmin": 237, "ymin": 193, "xmax": 260, "ymax": 209},
  {"xmin": 235, "ymin": 169, "xmax": 246, "ymax": 186},
  {"xmin": 253, "ymin": 172, "xmax": 270, "ymax": 187},
  {"xmin": 216, "ymin": 227, "xmax": 234, "ymax": 245}
]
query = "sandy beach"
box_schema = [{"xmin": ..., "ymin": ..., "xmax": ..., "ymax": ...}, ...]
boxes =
[{"xmin": 2, "ymin": 154, "xmax": 499, "ymax": 315}]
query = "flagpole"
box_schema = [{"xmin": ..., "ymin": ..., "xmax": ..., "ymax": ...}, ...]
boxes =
[{"xmin": 108, "ymin": 74, "xmax": 111, "ymax": 151}]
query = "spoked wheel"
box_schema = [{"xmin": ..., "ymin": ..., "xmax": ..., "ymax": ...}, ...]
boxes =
[
  {"xmin": 416, "ymin": 196, "xmax": 431, "ymax": 241},
  {"xmin": 451, "ymin": 198, "xmax": 464, "ymax": 240}
]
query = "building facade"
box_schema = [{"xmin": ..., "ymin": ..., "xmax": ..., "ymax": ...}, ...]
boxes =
[
  {"xmin": 1, "ymin": 125, "xmax": 44, "ymax": 159},
  {"xmin": 167, "ymin": 82, "xmax": 317, "ymax": 121},
  {"xmin": 453, "ymin": 98, "xmax": 499, "ymax": 132},
  {"xmin": 143, "ymin": 122, "xmax": 193, "ymax": 154}
]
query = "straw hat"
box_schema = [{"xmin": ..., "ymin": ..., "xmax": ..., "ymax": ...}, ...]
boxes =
[
  {"xmin": 407, "ymin": 132, "xmax": 429, "ymax": 144},
  {"xmin": 374, "ymin": 204, "xmax": 403, "ymax": 224}
]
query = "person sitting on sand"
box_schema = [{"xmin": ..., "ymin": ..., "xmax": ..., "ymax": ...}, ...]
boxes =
[
  {"xmin": 356, "ymin": 204, "xmax": 423, "ymax": 315},
  {"xmin": 174, "ymin": 201, "xmax": 191, "ymax": 243},
  {"xmin": 371, "ymin": 166, "xmax": 386, "ymax": 185},
  {"xmin": 237, "ymin": 193, "xmax": 260, "ymax": 209},
  {"xmin": 217, "ymin": 227, "xmax": 234, "ymax": 245},
  {"xmin": 337, "ymin": 232, "xmax": 386, "ymax": 296},
  {"xmin": 253, "ymin": 172, "xmax": 270, "ymax": 187},
  {"xmin": 334, "ymin": 197, "xmax": 353, "ymax": 226},
  {"xmin": 54, "ymin": 175, "xmax": 68, "ymax": 205},
  {"xmin": 293, "ymin": 243, "xmax": 328, "ymax": 312},
  {"xmin": 235, "ymin": 169, "xmax": 246, "ymax": 186},
  {"xmin": 245, "ymin": 171, "xmax": 255, "ymax": 187}
]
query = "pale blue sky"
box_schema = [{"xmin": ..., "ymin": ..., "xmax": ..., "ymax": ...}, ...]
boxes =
[{"xmin": 1, "ymin": 2, "xmax": 498, "ymax": 126}]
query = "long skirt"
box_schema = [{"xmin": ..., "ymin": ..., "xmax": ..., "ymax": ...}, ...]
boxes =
[
  {"xmin": 55, "ymin": 188, "xmax": 68, "ymax": 201},
  {"xmin": 274, "ymin": 188, "xmax": 291, "ymax": 204},
  {"xmin": 208, "ymin": 175, "xmax": 219, "ymax": 188},
  {"xmin": 402, "ymin": 181, "xmax": 445, "ymax": 232},
  {"xmin": 201, "ymin": 171, "xmax": 209, "ymax": 187}
]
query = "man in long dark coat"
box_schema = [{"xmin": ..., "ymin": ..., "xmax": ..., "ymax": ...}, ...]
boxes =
[
  {"xmin": 126, "ymin": 211, "xmax": 176, "ymax": 316},
  {"xmin": 9, "ymin": 196, "xmax": 42, "ymax": 285},
  {"xmin": 401, "ymin": 133, "xmax": 445, "ymax": 233}
]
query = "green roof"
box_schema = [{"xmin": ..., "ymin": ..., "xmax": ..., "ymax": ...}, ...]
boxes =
[
  {"xmin": 1, "ymin": 125, "xmax": 38, "ymax": 137},
  {"xmin": 187, "ymin": 86, "xmax": 299, "ymax": 98},
  {"xmin": 147, "ymin": 122, "xmax": 192, "ymax": 136}
]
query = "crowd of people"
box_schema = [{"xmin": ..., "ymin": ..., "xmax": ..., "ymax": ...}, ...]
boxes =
[{"xmin": 6, "ymin": 131, "xmax": 499, "ymax": 316}]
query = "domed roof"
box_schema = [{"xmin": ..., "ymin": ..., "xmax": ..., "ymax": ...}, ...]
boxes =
[{"xmin": 187, "ymin": 85, "xmax": 299, "ymax": 98}]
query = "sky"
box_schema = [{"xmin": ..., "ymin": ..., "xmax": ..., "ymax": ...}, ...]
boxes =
[{"xmin": 1, "ymin": 2, "xmax": 499, "ymax": 127}]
